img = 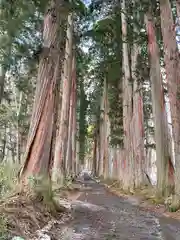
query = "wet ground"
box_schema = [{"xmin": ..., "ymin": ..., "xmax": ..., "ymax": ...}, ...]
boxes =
[{"xmin": 60, "ymin": 179, "xmax": 180, "ymax": 239}]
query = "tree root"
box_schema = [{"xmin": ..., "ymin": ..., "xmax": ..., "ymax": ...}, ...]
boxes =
[{"xmin": 0, "ymin": 190, "xmax": 72, "ymax": 239}]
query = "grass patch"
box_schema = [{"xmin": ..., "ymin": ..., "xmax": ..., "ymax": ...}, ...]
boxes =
[
  {"xmin": 101, "ymin": 178, "xmax": 166, "ymax": 205},
  {"xmin": 0, "ymin": 162, "xmax": 19, "ymax": 199},
  {"xmin": 101, "ymin": 177, "xmax": 180, "ymax": 217},
  {"xmin": 165, "ymin": 195, "xmax": 180, "ymax": 212},
  {"xmin": 0, "ymin": 162, "xmax": 20, "ymax": 239}
]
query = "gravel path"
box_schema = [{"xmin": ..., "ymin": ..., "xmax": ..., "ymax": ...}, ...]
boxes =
[{"xmin": 60, "ymin": 179, "xmax": 180, "ymax": 240}]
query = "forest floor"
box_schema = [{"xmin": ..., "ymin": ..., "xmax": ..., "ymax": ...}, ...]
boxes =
[
  {"xmin": 59, "ymin": 177, "xmax": 180, "ymax": 240},
  {"xmin": 100, "ymin": 178, "xmax": 180, "ymax": 220},
  {"xmin": 0, "ymin": 182, "xmax": 83, "ymax": 240},
  {"xmin": 2, "ymin": 177, "xmax": 180, "ymax": 239}
]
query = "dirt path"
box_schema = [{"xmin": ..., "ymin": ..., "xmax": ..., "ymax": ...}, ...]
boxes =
[{"xmin": 60, "ymin": 179, "xmax": 180, "ymax": 239}]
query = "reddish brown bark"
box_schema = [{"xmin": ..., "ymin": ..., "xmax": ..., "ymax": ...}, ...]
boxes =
[
  {"xmin": 160, "ymin": 0, "xmax": 180, "ymax": 201},
  {"xmin": 53, "ymin": 13, "xmax": 73, "ymax": 180},
  {"xmin": 66, "ymin": 53, "xmax": 76, "ymax": 175},
  {"xmin": 176, "ymin": 0, "xmax": 180, "ymax": 22},
  {"xmin": 121, "ymin": 0, "xmax": 133, "ymax": 189},
  {"xmin": 131, "ymin": 45, "xmax": 145, "ymax": 188},
  {"xmin": 92, "ymin": 128, "xmax": 97, "ymax": 176},
  {"xmin": 20, "ymin": 0, "xmax": 64, "ymax": 181},
  {"xmin": 98, "ymin": 83, "xmax": 106, "ymax": 177},
  {"xmin": 145, "ymin": 10, "xmax": 170, "ymax": 196},
  {"xmin": 71, "ymin": 55, "xmax": 77, "ymax": 175},
  {"xmin": 103, "ymin": 77, "xmax": 110, "ymax": 178},
  {"xmin": 163, "ymin": 95, "xmax": 175, "ymax": 186}
]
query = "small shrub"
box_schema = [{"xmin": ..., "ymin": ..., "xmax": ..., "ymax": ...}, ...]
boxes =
[
  {"xmin": 168, "ymin": 205, "xmax": 179, "ymax": 212},
  {"xmin": 27, "ymin": 174, "xmax": 54, "ymax": 203},
  {"xmin": 63, "ymin": 175, "xmax": 73, "ymax": 187},
  {"xmin": 168, "ymin": 195, "xmax": 180, "ymax": 212}
]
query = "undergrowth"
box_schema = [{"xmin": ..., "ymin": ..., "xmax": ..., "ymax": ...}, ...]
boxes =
[
  {"xmin": 0, "ymin": 162, "xmax": 19, "ymax": 198},
  {"xmin": 0, "ymin": 165, "xmax": 78, "ymax": 239},
  {"xmin": 0, "ymin": 162, "xmax": 20, "ymax": 239},
  {"xmin": 0, "ymin": 214, "xmax": 7, "ymax": 240},
  {"xmin": 101, "ymin": 177, "xmax": 180, "ymax": 213}
]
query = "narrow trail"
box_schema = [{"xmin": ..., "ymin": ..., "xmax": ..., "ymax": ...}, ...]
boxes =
[{"xmin": 60, "ymin": 179, "xmax": 180, "ymax": 239}]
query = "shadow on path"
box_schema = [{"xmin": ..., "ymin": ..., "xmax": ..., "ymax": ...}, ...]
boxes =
[{"xmin": 60, "ymin": 179, "xmax": 180, "ymax": 240}]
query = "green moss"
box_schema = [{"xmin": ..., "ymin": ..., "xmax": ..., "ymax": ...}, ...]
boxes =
[
  {"xmin": 168, "ymin": 205, "xmax": 179, "ymax": 212},
  {"xmin": 27, "ymin": 175, "xmax": 54, "ymax": 203},
  {"xmin": 168, "ymin": 196, "xmax": 180, "ymax": 212}
]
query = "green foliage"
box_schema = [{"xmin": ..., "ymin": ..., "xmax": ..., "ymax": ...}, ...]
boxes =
[
  {"xmin": 0, "ymin": 0, "xmax": 44, "ymax": 73},
  {"xmin": 0, "ymin": 214, "xmax": 7, "ymax": 240},
  {"xmin": 0, "ymin": 162, "xmax": 19, "ymax": 198},
  {"xmin": 71, "ymin": 0, "xmax": 88, "ymax": 16},
  {"xmin": 27, "ymin": 175, "xmax": 54, "ymax": 204},
  {"xmin": 84, "ymin": 1, "xmax": 125, "ymax": 146}
]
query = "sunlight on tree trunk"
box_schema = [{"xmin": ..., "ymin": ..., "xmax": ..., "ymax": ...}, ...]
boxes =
[
  {"xmin": 53, "ymin": 13, "xmax": 74, "ymax": 183},
  {"xmin": 98, "ymin": 78, "xmax": 107, "ymax": 177},
  {"xmin": 72, "ymin": 67, "xmax": 77, "ymax": 176},
  {"xmin": 131, "ymin": 44, "xmax": 145, "ymax": 188},
  {"xmin": 121, "ymin": 0, "xmax": 133, "ymax": 190},
  {"xmin": 160, "ymin": 0, "xmax": 180, "ymax": 205},
  {"xmin": 66, "ymin": 53, "xmax": 76, "ymax": 176},
  {"xmin": 145, "ymin": 10, "xmax": 169, "ymax": 197}
]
